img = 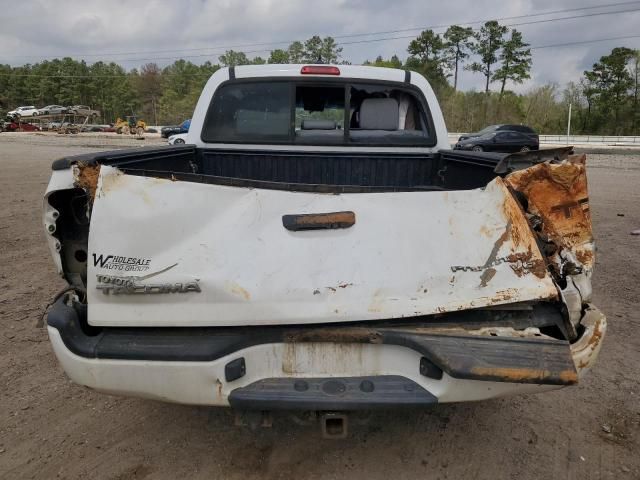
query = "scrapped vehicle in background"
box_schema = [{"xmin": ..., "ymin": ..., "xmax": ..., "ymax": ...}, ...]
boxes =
[
  {"xmin": 8, "ymin": 105, "xmax": 39, "ymax": 117},
  {"xmin": 38, "ymin": 105, "xmax": 68, "ymax": 115},
  {"xmin": 43, "ymin": 65, "xmax": 605, "ymax": 436},
  {"xmin": 5, "ymin": 121, "xmax": 40, "ymax": 132},
  {"xmin": 67, "ymin": 105, "xmax": 100, "ymax": 118},
  {"xmin": 167, "ymin": 132, "xmax": 187, "ymax": 144},
  {"xmin": 161, "ymin": 119, "xmax": 191, "ymax": 138}
]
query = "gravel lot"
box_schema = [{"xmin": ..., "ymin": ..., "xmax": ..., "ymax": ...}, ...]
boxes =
[{"xmin": 1, "ymin": 133, "xmax": 639, "ymax": 479}]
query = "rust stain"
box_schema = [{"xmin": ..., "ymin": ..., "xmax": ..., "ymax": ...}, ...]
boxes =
[
  {"xmin": 368, "ymin": 289, "xmax": 384, "ymax": 313},
  {"xmin": 480, "ymin": 219, "xmax": 512, "ymax": 271},
  {"xmin": 478, "ymin": 225, "xmax": 493, "ymax": 238},
  {"xmin": 470, "ymin": 366, "xmax": 578, "ymax": 384},
  {"xmin": 282, "ymin": 344, "xmax": 295, "ymax": 374},
  {"xmin": 294, "ymin": 211, "xmax": 354, "ymax": 225},
  {"xmin": 74, "ymin": 163, "xmax": 100, "ymax": 201},
  {"xmin": 499, "ymin": 180, "xmax": 539, "ymax": 254},
  {"xmin": 491, "ymin": 288, "xmax": 519, "ymax": 303},
  {"xmin": 587, "ymin": 317, "xmax": 603, "ymax": 349},
  {"xmin": 284, "ymin": 211, "xmax": 355, "ymax": 231},
  {"xmin": 575, "ymin": 248, "xmax": 593, "ymax": 266},
  {"xmin": 326, "ymin": 283, "xmax": 353, "ymax": 291},
  {"xmin": 479, "ymin": 267, "xmax": 497, "ymax": 287},
  {"xmin": 284, "ymin": 327, "xmax": 382, "ymax": 344},
  {"xmin": 505, "ymin": 162, "xmax": 593, "ymax": 253},
  {"xmin": 506, "ymin": 249, "xmax": 548, "ymax": 279},
  {"xmin": 228, "ymin": 282, "xmax": 250, "ymax": 300},
  {"xmin": 567, "ymin": 153, "xmax": 587, "ymax": 165}
]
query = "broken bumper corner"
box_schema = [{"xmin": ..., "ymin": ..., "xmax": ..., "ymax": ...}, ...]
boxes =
[{"xmin": 571, "ymin": 304, "xmax": 607, "ymax": 378}]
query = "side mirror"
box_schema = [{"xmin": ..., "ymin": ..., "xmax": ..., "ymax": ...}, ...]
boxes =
[{"xmin": 492, "ymin": 137, "xmax": 497, "ymax": 142}]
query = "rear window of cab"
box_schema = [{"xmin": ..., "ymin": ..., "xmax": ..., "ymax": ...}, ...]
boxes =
[{"xmin": 201, "ymin": 80, "xmax": 436, "ymax": 146}]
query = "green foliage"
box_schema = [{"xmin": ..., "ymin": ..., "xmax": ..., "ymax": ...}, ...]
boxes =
[
  {"xmin": 467, "ymin": 21, "xmax": 508, "ymax": 93},
  {"xmin": 302, "ymin": 36, "xmax": 343, "ymax": 63},
  {"xmin": 443, "ymin": 25, "xmax": 474, "ymax": 91},
  {"xmin": 218, "ymin": 50, "xmax": 250, "ymax": 67},
  {"xmin": 287, "ymin": 41, "xmax": 305, "ymax": 63},
  {"xmin": 363, "ymin": 55, "xmax": 402, "ymax": 69},
  {"xmin": 583, "ymin": 47, "xmax": 636, "ymax": 133},
  {"xmin": 406, "ymin": 30, "xmax": 449, "ymax": 90},
  {"xmin": 492, "ymin": 30, "xmax": 531, "ymax": 97},
  {"xmin": 1, "ymin": 32, "xmax": 638, "ymax": 135},
  {"xmin": 268, "ymin": 49, "xmax": 290, "ymax": 64}
]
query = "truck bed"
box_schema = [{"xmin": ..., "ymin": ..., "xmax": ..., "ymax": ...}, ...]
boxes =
[{"xmin": 52, "ymin": 144, "xmax": 569, "ymax": 192}]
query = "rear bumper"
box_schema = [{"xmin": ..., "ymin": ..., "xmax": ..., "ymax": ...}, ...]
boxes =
[{"xmin": 46, "ymin": 301, "xmax": 606, "ymax": 408}]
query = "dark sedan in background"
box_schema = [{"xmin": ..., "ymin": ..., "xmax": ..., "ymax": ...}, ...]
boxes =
[
  {"xmin": 458, "ymin": 124, "xmax": 539, "ymax": 142},
  {"xmin": 454, "ymin": 130, "xmax": 539, "ymax": 152},
  {"xmin": 161, "ymin": 119, "xmax": 190, "ymax": 138}
]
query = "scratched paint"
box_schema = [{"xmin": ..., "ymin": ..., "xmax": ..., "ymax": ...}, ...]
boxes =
[{"xmin": 86, "ymin": 165, "xmax": 561, "ymax": 327}]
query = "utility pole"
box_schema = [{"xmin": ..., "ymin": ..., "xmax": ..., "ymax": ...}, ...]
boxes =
[
  {"xmin": 566, "ymin": 103, "xmax": 572, "ymax": 145},
  {"xmin": 152, "ymin": 96, "xmax": 158, "ymax": 127}
]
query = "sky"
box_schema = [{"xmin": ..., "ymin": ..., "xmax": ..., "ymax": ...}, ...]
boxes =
[{"xmin": 1, "ymin": 0, "xmax": 639, "ymax": 93}]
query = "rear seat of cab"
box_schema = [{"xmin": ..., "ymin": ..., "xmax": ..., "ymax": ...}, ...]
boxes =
[
  {"xmin": 294, "ymin": 98, "xmax": 427, "ymax": 142},
  {"xmin": 350, "ymin": 97, "xmax": 427, "ymax": 142},
  {"xmin": 296, "ymin": 119, "xmax": 342, "ymax": 138}
]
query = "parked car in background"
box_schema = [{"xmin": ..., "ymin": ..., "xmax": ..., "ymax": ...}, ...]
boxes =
[
  {"xmin": 454, "ymin": 130, "xmax": 539, "ymax": 152},
  {"xmin": 43, "ymin": 121, "xmax": 61, "ymax": 131},
  {"xmin": 68, "ymin": 105, "xmax": 100, "ymax": 118},
  {"xmin": 458, "ymin": 124, "xmax": 538, "ymax": 142},
  {"xmin": 82, "ymin": 125, "xmax": 109, "ymax": 132},
  {"xmin": 8, "ymin": 106, "xmax": 39, "ymax": 117},
  {"xmin": 5, "ymin": 121, "xmax": 40, "ymax": 131},
  {"xmin": 167, "ymin": 133, "xmax": 187, "ymax": 144},
  {"xmin": 39, "ymin": 105, "xmax": 68, "ymax": 115},
  {"xmin": 161, "ymin": 119, "xmax": 191, "ymax": 138}
]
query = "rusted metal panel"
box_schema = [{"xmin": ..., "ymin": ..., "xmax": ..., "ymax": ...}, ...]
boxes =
[
  {"xmin": 74, "ymin": 163, "xmax": 100, "ymax": 202},
  {"xmin": 570, "ymin": 305, "xmax": 607, "ymax": 376},
  {"xmin": 505, "ymin": 159, "xmax": 594, "ymax": 270}
]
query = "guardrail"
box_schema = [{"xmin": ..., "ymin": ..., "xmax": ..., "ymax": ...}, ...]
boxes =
[
  {"xmin": 448, "ymin": 133, "xmax": 640, "ymax": 146},
  {"xmin": 539, "ymin": 135, "xmax": 640, "ymax": 145}
]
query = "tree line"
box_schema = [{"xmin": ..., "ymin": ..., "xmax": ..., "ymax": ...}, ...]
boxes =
[{"xmin": 0, "ymin": 26, "xmax": 638, "ymax": 134}]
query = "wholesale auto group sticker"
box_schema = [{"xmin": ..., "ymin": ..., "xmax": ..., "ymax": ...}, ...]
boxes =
[{"xmin": 92, "ymin": 253, "xmax": 151, "ymax": 272}]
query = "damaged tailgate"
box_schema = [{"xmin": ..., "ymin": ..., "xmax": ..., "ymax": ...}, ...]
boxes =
[{"xmin": 82, "ymin": 163, "xmax": 565, "ymax": 327}]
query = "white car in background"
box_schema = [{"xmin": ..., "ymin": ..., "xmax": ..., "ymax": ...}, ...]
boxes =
[
  {"xmin": 8, "ymin": 106, "xmax": 39, "ymax": 117},
  {"xmin": 38, "ymin": 105, "xmax": 68, "ymax": 115},
  {"xmin": 167, "ymin": 133, "xmax": 187, "ymax": 144}
]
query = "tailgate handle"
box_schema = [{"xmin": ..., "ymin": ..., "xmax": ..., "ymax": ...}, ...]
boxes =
[{"xmin": 282, "ymin": 211, "xmax": 355, "ymax": 231}]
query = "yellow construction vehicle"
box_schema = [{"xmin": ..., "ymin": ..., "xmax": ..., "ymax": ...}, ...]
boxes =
[{"xmin": 114, "ymin": 116, "xmax": 146, "ymax": 135}]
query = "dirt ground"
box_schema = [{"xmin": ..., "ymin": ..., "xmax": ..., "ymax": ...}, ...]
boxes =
[{"xmin": 1, "ymin": 133, "xmax": 639, "ymax": 480}]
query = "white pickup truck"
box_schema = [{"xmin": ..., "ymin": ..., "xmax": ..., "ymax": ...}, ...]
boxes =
[{"xmin": 43, "ymin": 65, "xmax": 605, "ymax": 428}]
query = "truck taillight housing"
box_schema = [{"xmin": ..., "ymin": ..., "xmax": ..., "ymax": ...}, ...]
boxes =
[{"xmin": 300, "ymin": 66, "xmax": 341, "ymax": 75}]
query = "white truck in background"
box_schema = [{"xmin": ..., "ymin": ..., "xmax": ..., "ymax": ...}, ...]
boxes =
[{"xmin": 43, "ymin": 64, "xmax": 605, "ymax": 436}]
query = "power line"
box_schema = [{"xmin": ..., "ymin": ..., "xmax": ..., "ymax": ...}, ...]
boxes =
[
  {"xmin": 530, "ymin": 34, "xmax": 640, "ymax": 50},
  {"xmin": 327, "ymin": 1, "xmax": 640, "ymax": 40},
  {"xmin": 105, "ymin": 7, "xmax": 640, "ymax": 63},
  {"xmin": 1, "ymin": 33, "xmax": 639, "ymax": 79},
  {"xmin": 104, "ymin": 7, "xmax": 640, "ymax": 62},
  {"xmin": 2, "ymin": 1, "xmax": 639, "ymax": 61}
]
